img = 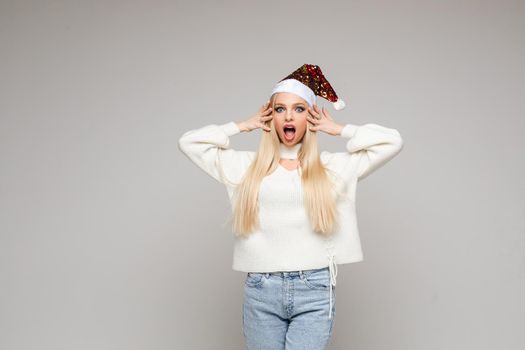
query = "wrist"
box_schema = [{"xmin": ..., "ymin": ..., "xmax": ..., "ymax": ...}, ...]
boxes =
[{"xmin": 235, "ymin": 121, "xmax": 246, "ymax": 132}]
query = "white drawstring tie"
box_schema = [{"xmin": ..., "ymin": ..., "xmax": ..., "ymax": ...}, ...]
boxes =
[{"xmin": 327, "ymin": 252, "xmax": 338, "ymax": 319}]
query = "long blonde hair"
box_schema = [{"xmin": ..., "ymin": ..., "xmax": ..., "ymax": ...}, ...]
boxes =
[{"xmin": 227, "ymin": 93, "xmax": 339, "ymax": 237}]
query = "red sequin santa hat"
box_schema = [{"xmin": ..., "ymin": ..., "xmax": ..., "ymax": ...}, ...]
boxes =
[{"xmin": 270, "ymin": 63, "xmax": 346, "ymax": 110}]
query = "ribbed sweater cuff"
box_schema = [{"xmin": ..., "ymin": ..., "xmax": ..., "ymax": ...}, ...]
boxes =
[
  {"xmin": 340, "ymin": 124, "xmax": 359, "ymax": 138},
  {"xmin": 219, "ymin": 121, "xmax": 241, "ymax": 136}
]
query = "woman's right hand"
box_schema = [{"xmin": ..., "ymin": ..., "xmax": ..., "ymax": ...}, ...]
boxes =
[{"xmin": 236, "ymin": 101, "xmax": 273, "ymax": 132}]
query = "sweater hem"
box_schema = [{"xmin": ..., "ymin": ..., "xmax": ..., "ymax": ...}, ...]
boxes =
[{"xmin": 231, "ymin": 254, "xmax": 364, "ymax": 273}]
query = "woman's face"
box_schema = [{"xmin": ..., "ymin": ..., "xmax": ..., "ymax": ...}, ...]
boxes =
[{"xmin": 272, "ymin": 92, "xmax": 309, "ymax": 146}]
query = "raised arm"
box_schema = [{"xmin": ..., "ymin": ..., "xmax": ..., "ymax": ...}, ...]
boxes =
[
  {"xmin": 178, "ymin": 121, "xmax": 253, "ymax": 186},
  {"xmin": 178, "ymin": 101, "xmax": 274, "ymax": 186},
  {"xmin": 322, "ymin": 123, "xmax": 404, "ymax": 182}
]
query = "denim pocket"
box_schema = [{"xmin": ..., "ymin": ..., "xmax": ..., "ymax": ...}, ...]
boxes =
[
  {"xmin": 302, "ymin": 269, "xmax": 330, "ymax": 290},
  {"xmin": 245, "ymin": 272, "xmax": 265, "ymax": 287}
]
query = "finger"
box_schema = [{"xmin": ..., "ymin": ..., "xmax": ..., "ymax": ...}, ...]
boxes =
[
  {"xmin": 257, "ymin": 119, "xmax": 271, "ymax": 128},
  {"xmin": 319, "ymin": 106, "xmax": 327, "ymax": 118},
  {"xmin": 306, "ymin": 114, "xmax": 320, "ymax": 124},
  {"xmin": 322, "ymin": 106, "xmax": 330, "ymax": 119},
  {"xmin": 259, "ymin": 107, "xmax": 272, "ymax": 116},
  {"xmin": 261, "ymin": 114, "xmax": 273, "ymax": 120},
  {"xmin": 323, "ymin": 106, "xmax": 332, "ymax": 117},
  {"xmin": 308, "ymin": 106, "xmax": 320, "ymax": 119}
]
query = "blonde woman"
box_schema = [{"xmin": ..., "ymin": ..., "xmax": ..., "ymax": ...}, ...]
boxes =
[{"xmin": 178, "ymin": 64, "xmax": 404, "ymax": 350}]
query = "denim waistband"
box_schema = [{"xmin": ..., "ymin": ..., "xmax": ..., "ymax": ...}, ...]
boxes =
[
  {"xmin": 250, "ymin": 255, "xmax": 338, "ymax": 320},
  {"xmin": 262, "ymin": 266, "xmax": 328, "ymax": 278}
]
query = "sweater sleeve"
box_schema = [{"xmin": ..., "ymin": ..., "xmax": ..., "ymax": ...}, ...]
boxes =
[
  {"xmin": 321, "ymin": 123, "xmax": 404, "ymax": 182},
  {"xmin": 178, "ymin": 121, "xmax": 254, "ymax": 186}
]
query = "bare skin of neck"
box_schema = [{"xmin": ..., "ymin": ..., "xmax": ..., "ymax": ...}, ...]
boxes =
[{"xmin": 279, "ymin": 158, "xmax": 300, "ymax": 170}]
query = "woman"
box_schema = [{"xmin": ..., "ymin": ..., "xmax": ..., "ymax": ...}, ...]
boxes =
[{"xmin": 178, "ymin": 64, "xmax": 404, "ymax": 350}]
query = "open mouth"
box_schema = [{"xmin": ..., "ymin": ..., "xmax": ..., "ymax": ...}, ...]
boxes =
[{"xmin": 283, "ymin": 126, "xmax": 296, "ymax": 141}]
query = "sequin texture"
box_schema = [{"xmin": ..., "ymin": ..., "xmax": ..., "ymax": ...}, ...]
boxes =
[{"xmin": 278, "ymin": 64, "xmax": 340, "ymax": 103}]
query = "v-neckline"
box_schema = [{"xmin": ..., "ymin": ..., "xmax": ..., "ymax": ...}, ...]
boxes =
[{"xmin": 278, "ymin": 163, "xmax": 300, "ymax": 173}]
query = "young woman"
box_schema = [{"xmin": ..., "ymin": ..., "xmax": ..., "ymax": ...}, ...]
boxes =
[{"xmin": 178, "ymin": 64, "xmax": 404, "ymax": 350}]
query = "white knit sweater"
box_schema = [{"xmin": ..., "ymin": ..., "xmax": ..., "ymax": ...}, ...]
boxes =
[{"xmin": 178, "ymin": 121, "xmax": 403, "ymax": 273}]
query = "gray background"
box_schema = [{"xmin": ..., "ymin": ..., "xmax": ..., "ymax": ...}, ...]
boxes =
[{"xmin": 1, "ymin": 0, "xmax": 524, "ymax": 349}]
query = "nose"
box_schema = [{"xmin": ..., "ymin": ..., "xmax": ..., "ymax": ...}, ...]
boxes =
[{"xmin": 285, "ymin": 110, "xmax": 293, "ymax": 121}]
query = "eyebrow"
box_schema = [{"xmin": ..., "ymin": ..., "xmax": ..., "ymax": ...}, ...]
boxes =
[{"xmin": 274, "ymin": 102, "xmax": 306, "ymax": 106}]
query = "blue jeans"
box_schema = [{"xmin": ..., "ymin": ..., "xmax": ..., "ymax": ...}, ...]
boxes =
[{"xmin": 242, "ymin": 267, "xmax": 336, "ymax": 350}]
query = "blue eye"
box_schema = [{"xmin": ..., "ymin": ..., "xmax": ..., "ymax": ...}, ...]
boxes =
[{"xmin": 274, "ymin": 106, "xmax": 305, "ymax": 113}]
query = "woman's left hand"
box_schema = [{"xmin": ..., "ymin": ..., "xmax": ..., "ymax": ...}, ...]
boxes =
[{"xmin": 306, "ymin": 104, "xmax": 344, "ymax": 136}]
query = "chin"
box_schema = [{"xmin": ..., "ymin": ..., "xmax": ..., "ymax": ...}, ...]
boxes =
[{"xmin": 280, "ymin": 136, "xmax": 303, "ymax": 146}]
